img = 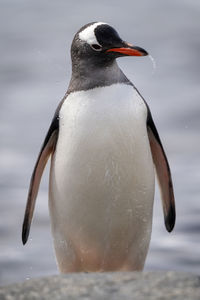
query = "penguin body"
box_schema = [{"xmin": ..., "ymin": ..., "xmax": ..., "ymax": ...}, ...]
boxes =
[
  {"xmin": 49, "ymin": 84, "xmax": 154, "ymax": 271},
  {"xmin": 22, "ymin": 22, "xmax": 175, "ymax": 272}
]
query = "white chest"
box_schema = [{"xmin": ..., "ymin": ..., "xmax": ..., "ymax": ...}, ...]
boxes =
[
  {"xmin": 53, "ymin": 84, "xmax": 151, "ymax": 188},
  {"xmin": 58, "ymin": 83, "xmax": 148, "ymax": 158}
]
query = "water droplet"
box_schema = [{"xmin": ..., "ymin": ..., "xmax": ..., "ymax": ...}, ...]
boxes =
[{"xmin": 149, "ymin": 55, "xmax": 157, "ymax": 75}]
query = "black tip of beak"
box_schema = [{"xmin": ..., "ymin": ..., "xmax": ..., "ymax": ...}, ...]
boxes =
[{"xmin": 130, "ymin": 46, "xmax": 148, "ymax": 56}]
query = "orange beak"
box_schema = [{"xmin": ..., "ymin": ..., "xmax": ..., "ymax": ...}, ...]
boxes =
[{"xmin": 106, "ymin": 43, "xmax": 148, "ymax": 56}]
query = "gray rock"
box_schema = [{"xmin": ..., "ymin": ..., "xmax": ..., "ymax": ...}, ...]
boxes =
[{"xmin": 0, "ymin": 272, "xmax": 200, "ymax": 300}]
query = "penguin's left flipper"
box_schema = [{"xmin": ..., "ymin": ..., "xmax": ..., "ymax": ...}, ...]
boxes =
[
  {"xmin": 22, "ymin": 113, "xmax": 59, "ymax": 245},
  {"xmin": 147, "ymin": 110, "xmax": 176, "ymax": 232}
]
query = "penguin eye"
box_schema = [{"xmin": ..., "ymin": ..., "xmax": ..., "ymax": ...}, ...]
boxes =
[{"xmin": 91, "ymin": 44, "xmax": 102, "ymax": 51}]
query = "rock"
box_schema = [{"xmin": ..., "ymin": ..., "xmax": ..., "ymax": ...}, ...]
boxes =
[{"xmin": 0, "ymin": 272, "xmax": 200, "ymax": 300}]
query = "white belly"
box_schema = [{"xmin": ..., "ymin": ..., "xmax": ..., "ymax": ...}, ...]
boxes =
[{"xmin": 49, "ymin": 84, "xmax": 155, "ymax": 272}]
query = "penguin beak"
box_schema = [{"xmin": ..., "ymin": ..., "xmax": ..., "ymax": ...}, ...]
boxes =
[{"xmin": 106, "ymin": 42, "xmax": 148, "ymax": 57}]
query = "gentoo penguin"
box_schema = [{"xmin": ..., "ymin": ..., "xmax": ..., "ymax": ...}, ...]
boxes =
[{"xmin": 22, "ymin": 22, "xmax": 176, "ymax": 272}]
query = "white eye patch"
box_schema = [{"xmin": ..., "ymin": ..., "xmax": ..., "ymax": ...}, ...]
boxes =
[{"xmin": 79, "ymin": 22, "xmax": 107, "ymax": 46}]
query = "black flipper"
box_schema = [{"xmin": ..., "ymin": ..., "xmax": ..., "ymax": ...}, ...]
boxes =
[
  {"xmin": 22, "ymin": 113, "xmax": 59, "ymax": 244},
  {"xmin": 147, "ymin": 109, "xmax": 176, "ymax": 232}
]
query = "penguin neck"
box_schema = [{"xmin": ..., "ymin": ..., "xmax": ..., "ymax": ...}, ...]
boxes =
[{"xmin": 68, "ymin": 59, "xmax": 131, "ymax": 93}]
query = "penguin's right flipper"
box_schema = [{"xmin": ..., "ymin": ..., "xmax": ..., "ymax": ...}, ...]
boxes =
[{"xmin": 22, "ymin": 114, "xmax": 59, "ymax": 245}]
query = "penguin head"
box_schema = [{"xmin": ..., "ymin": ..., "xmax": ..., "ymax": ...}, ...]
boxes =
[{"xmin": 71, "ymin": 22, "xmax": 148, "ymax": 65}]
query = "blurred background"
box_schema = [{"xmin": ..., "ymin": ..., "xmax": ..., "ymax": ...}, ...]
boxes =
[{"xmin": 0, "ymin": 0, "xmax": 200, "ymax": 286}]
